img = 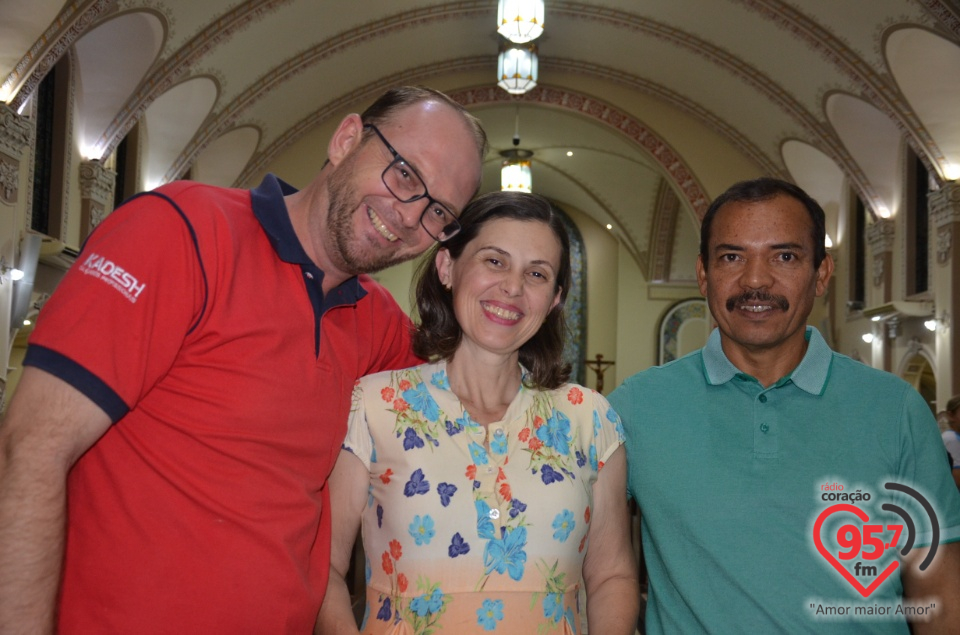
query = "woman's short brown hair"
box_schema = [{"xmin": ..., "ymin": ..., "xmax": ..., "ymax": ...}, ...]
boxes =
[{"xmin": 413, "ymin": 191, "xmax": 572, "ymax": 390}]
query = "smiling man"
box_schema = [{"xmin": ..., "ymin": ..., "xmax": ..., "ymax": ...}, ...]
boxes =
[
  {"xmin": 609, "ymin": 178, "xmax": 960, "ymax": 634},
  {"xmin": 0, "ymin": 86, "xmax": 486, "ymax": 635}
]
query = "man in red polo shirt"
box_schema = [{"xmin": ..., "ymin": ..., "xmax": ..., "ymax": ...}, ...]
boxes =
[{"xmin": 0, "ymin": 86, "xmax": 486, "ymax": 634}]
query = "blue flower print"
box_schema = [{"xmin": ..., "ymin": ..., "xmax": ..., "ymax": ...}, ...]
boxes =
[
  {"xmin": 589, "ymin": 444, "xmax": 598, "ymax": 471},
  {"xmin": 536, "ymin": 409, "xmax": 572, "ymax": 456},
  {"xmin": 377, "ymin": 597, "xmax": 392, "ymax": 621},
  {"xmin": 430, "ymin": 370, "xmax": 450, "ymax": 390},
  {"xmin": 469, "ymin": 441, "xmax": 489, "ymax": 465},
  {"xmin": 475, "ymin": 500, "xmax": 496, "ymax": 539},
  {"xmin": 575, "ymin": 450, "xmax": 587, "ymax": 467},
  {"xmin": 370, "ymin": 443, "xmax": 377, "ymax": 463},
  {"xmin": 593, "ymin": 410, "xmax": 602, "ymax": 438},
  {"xmin": 437, "ymin": 482, "xmax": 457, "ymax": 507},
  {"xmin": 445, "ymin": 419, "xmax": 463, "ymax": 436},
  {"xmin": 404, "ymin": 469, "xmax": 430, "ymax": 497},
  {"xmin": 476, "ymin": 598, "xmax": 504, "ymax": 631},
  {"xmin": 403, "ymin": 427, "xmax": 425, "ymax": 451},
  {"xmin": 543, "ymin": 593, "xmax": 564, "ymax": 623},
  {"xmin": 409, "ymin": 514, "xmax": 436, "ymax": 546},
  {"xmin": 377, "ymin": 504, "xmax": 383, "ymax": 528},
  {"xmin": 449, "ymin": 532, "xmax": 470, "ymax": 558},
  {"xmin": 427, "ymin": 588, "xmax": 444, "ymax": 613},
  {"xmin": 365, "ymin": 555, "xmax": 372, "ymax": 583},
  {"xmin": 402, "ymin": 382, "xmax": 440, "ymax": 421},
  {"xmin": 540, "ymin": 464, "xmax": 564, "ymax": 485},
  {"xmin": 410, "ymin": 588, "xmax": 444, "ymax": 617},
  {"xmin": 447, "ymin": 412, "xmax": 473, "ymax": 437},
  {"xmin": 483, "ymin": 526, "xmax": 527, "ymax": 581},
  {"xmin": 565, "ymin": 606, "xmax": 576, "ymax": 630},
  {"xmin": 552, "ymin": 509, "xmax": 576, "ymax": 542},
  {"xmin": 490, "ymin": 434, "xmax": 508, "ymax": 455},
  {"xmin": 509, "ymin": 498, "xmax": 527, "ymax": 519}
]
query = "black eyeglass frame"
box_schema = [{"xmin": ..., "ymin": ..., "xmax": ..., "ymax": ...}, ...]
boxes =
[{"xmin": 362, "ymin": 124, "xmax": 462, "ymax": 242}]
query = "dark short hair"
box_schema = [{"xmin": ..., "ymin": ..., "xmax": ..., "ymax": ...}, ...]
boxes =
[
  {"xmin": 413, "ymin": 191, "xmax": 572, "ymax": 390},
  {"xmin": 948, "ymin": 395, "xmax": 960, "ymax": 414},
  {"xmin": 699, "ymin": 177, "xmax": 827, "ymax": 269},
  {"xmin": 360, "ymin": 85, "xmax": 488, "ymax": 169}
]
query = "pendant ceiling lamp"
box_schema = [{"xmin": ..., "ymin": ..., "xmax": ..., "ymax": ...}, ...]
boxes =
[
  {"xmin": 500, "ymin": 150, "xmax": 533, "ymax": 193},
  {"xmin": 497, "ymin": 41, "xmax": 538, "ymax": 95},
  {"xmin": 501, "ymin": 107, "xmax": 533, "ymax": 193},
  {"xmin": 497, "ymin": 0, "xmax": 545, "ymax": 43}
]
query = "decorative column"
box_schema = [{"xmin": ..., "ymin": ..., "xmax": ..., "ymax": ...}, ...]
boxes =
[
  {"xmin": 0, "ymin": 104, "xmax": 34, "ymax": 409},
  {"xmin": 78, "ymin": 159, "xmax": 116, "ymax": 243},
  {"xmin": 0, "ymin": 104, "xmax": 32, "ymax": 208},
  {"xmin": 865, "ymin": 218, "xmax": 895, "ymax": 305},
  {"xmin": 929, "ymin": 181, "xmax": 960, "ymax": 406}
]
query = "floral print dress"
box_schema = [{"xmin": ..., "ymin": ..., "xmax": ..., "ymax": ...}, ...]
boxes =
[{"xmin": 343, "ymin": 360, "xmax": 625, "ymax": 635}]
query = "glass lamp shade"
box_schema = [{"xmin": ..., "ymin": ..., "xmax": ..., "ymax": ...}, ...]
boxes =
[
  {"xmin": 501, "ymin": 158, "xmax": 532, "ymax": 193},
  {"xmin": 497, "ymin": 0, "xmax": 545, "ymax": 43},
  {"xmin": 497, "ymin": 42, "xmax": 538, "ymax": 95}
]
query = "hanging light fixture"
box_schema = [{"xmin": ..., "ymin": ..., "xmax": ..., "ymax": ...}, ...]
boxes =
[
  {"xmin": 500, "ymin": 150, "xmax": 533, "ymax": 192},
  {"xmin": 497, "ymin": 40, "xmax": 538, "ymax": 95},
  {"xmin": 497, "ymin": 0, "xmax": 545, "ymax": 43},
  {"xmin": 501, "ymin": 107, "xmax": 533, "ymax": 193}
]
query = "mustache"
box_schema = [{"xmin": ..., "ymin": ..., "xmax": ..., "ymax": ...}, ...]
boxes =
[{"xmin": 725, "ymin": 291, "xmax": 789, "ymax": 312}]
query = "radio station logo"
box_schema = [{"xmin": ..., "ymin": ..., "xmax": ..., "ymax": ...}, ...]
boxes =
[{"xmin": 812, "ymin": 481, "xmax": 940, "ymax": 599}]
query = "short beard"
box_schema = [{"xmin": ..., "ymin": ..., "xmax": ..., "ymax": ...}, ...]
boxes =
[
  {"xmin": 325, "ymin": 158, "xmax": 404, "ymax": 276},
  {"xmin": 725, "ymin": 290, "xmax": 789, "ymax": 312}
]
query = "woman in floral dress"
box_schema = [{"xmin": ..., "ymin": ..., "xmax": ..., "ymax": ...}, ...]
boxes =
[{"xmin": 317, "ymin": 192, "xmax": 639, "ymax": 634}]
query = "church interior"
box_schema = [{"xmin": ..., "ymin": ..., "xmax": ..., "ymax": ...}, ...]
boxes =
[{"xmin": 2, "ymin": 1, "xmax": 960, "ymax": 419}]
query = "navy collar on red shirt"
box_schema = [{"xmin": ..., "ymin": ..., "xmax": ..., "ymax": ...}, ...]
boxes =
[{"xmin": 250, "ymin": 173, "xmax": 366, "ymax": 306}]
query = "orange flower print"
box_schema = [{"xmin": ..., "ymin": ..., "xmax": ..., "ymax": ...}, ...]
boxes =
[
  {"xmin": 579, "ymin": 534, "xmax": 587, "ymax": 553},
  {"xmin": 398, "ymin": 573, "xmax": 409, "ymax": 592},
  {"xmin": 584, "ymin": 506, "xmax": 591, "ymax": 524},
  {"xmin": 496, "ymin": 467, "xmax": 507, "ymax": 483},
  {"xmin": 379, "ymin": 468, "xmax": 393, "ymax": 484},
  {"xmin": 399, "ymin": 379, "xmax": 412, "ymax": 391},
  {"xmin": 381, "ymin": 551, "xmax": 393, "ymax": 575},
  {"xmin": 466, "ymin": 464, "xmax": 477, "ymax": 480},
  {"xmin": 390, "ymin": 539, "xmax": 403, "ymax": 561},
  {"xmin": 598, "ymin": 460, "xmax": 605, "ymax": 470},
  {"xmin": 393, "ymin": 398, "xmax": 409, "ymax": 412},
  {"xmin": 567, "ymin": 386, "xmax": 583, "ymax": 405},
  {"xmin": 518, "ymin": 427, "xmax": 530, "ymax": 442},
  {"xmin": 528, "ymin": 437, "xmax": 543, "ymax": 451},
  {"xmin": 499, "ymin": 482, "xmax": 512, "ymax": 501},
  {"xmin": 381, "ymin": 387, "xmax": 395, "ymax": 402}
]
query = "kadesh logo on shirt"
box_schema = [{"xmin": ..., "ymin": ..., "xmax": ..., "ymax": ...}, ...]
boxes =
[
  {"xmin": 78, "ymin": 252, "xmax": 146, "ymax": 303},
  {"xmin": 807, "ymin": 480, "xmax": 942, "ymax": 621}
]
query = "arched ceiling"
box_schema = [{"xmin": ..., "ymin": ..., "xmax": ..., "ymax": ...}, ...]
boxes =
[{"xmin": 3, "ymin": 0, "xmax": 960, "ymax": 281}]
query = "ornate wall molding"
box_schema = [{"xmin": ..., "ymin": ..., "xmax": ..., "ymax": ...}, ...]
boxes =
[
  {"xmin": 5, "ymin": 0, "xmax": 114, "ymax": 111},
  {"xmin": 79, "ymin": 160, "xmax": 115, "ymax": 204},
  {"xmin": 0, "ymin": 104, "xmax": 34, "ymax": 206},
  {"xmin": 930, "ymin": 181, "xmax": 960, "ymax": 263},
  {"xmin": 866, "ymin": 218, "xmax": 896, "ymax": 255},
  {"xmin": 78, "ymin": 159, "xmax": 116, "ymax": 242}
]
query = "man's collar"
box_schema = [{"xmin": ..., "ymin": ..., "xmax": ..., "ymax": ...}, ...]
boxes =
[
  {"xmin": 250, "ymin": 173, "xmax": 364, "ymax": 301},
  {"xmin": 702, "ymin": 326, "xmax": 831, "ymax": 395}
]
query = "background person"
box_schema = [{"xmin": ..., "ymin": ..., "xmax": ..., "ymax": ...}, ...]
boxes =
[
  {"xmin": 0, "ymin": 86, "xmax": 485, "ymax": 635},
  {"xmin": 317, "ymin": 191, "xmax": 639, "ymax": 634},
  {"xmin": 610, "ymin": 177, "xmax": 960, "ymax": 634}
]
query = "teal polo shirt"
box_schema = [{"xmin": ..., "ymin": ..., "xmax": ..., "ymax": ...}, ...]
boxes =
[{"xmin": 609, "ymin": 327, "xmax": 960, "ymax": 635}]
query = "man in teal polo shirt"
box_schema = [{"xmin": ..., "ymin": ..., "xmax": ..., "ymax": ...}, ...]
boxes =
[{"xmin": 609, "ymin": 177, "xmax": 960, "ymax": 634}]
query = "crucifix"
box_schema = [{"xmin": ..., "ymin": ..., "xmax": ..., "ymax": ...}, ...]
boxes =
[{"xmin": 584, "ymin": 353, "xmax": 616, "ymax": 392}]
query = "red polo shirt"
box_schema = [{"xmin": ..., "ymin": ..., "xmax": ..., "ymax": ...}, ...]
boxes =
[{"xmin": 26, "ymin": 175, "xmax": 419, "ymax": 633}]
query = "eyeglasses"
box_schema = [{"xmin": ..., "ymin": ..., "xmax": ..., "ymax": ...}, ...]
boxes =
[{"xmin": 363, "ymin": 124, "xmax": 462, "ymax": 242}]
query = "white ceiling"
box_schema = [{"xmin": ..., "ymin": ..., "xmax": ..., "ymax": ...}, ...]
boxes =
[{"xmin": 3, "ymin": 0, "xmax": 960, "ymax": 281}]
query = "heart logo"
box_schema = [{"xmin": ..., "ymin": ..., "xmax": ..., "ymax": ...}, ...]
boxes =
[{"xmin": 813, "ymin": 504, "xmax": 899, "ymax": 598}]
